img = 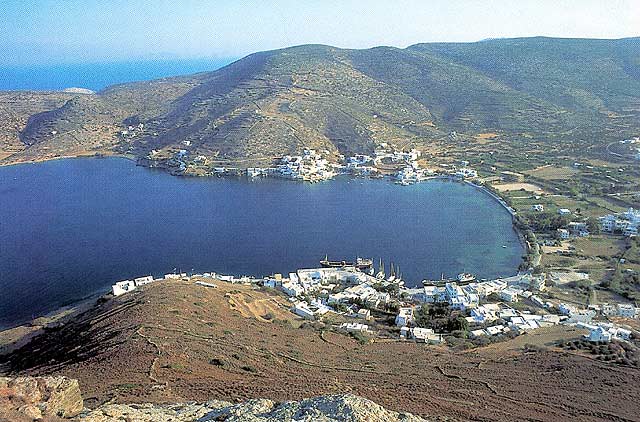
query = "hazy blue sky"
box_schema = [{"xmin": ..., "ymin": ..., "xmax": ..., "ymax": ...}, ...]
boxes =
[{"xmin": 2, "ymin": 0, "xmax": 638, "ymax": 65}]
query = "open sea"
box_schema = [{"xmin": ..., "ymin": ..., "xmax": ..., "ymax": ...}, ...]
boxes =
[
  {"xmin": 0, "ymin": 157, "xmax": 524, "ymax": 329},
  {"xmin": 0, "ymin": 58, "xmax": 235, "ymax": 91}
]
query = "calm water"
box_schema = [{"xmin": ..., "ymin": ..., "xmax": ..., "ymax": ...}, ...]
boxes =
[
  {"xmin": 0, "ymin": 58, "xmax": 235, "ymax": 92},
  {"xmin": 0, "ymin": 158, "xmax": 523, "ymax": 329}
]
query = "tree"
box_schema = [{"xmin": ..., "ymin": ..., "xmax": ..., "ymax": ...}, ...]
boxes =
[
  {"xmin": 447, "ymin": 316, "xmax": 469, "ymax": 332},
  {"xmin": 586, "ymin": 217, "xmax": 600, "ymax": 235},
  {"xmin": 414, "ymin": 304, "xmax": 430, "ymax": 328}
]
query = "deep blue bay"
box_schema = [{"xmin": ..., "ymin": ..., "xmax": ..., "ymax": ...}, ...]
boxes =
[{"xmin": 0, "ymin": 157, "xmax": 524, "ymax": 329}]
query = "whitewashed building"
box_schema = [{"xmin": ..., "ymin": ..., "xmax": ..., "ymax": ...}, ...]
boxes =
[
  {"xmin": 112, "ymin": 280, "xmax": 135, "ymax": 296},
  {"xmin": 340, "ymin": 322, "xmax": 370, "ymax": 333},
  {"xmin": 500, "ymin": 287, "xmax": 520, "ymax": 303},
  {"xmin": 395, "ymin": 307, "xmax": 414, "ymax": 327}
]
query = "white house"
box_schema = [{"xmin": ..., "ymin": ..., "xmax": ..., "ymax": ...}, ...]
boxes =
[
  {"xmin": 340, "ymin": 322, "xmax": 370, "ymax": 333},
  {"xmin": 470, "ymin": 303, "xmax": 500, "ymax": 324},
  {"xmin": 281, "ymin": 280, "xmax": 305, "ymax": 297},
  {"xmin": 414, "ymin": 285, "xmax": 447, "ymax": 303},
  {"xmin": 531, "ymin": 204, "xmax": 544, "ymax": 212},
  {"xmin": 395, "ymin": 307, "xmax": 414, "ymax": 327},
  {"xmin": 134, "ymin": 275, "xmax": 154, "ymax": 286},
  {"xmin": 624, "ymin": 225, "xmax": 638, "ymax": 237},
  {"xmin": 410, "ymin": 327, "xmax": 443, "ymax": 344},
  {"xmin": 112, "ymin": 280, "xmax": 135, "ymax": 296},
  {"xmin": 615, "ymin": 327, "xmax": 632, "ymax": 340},
  {"xmin": 586, "ymin": 325, "xmax": 631, "ymax": 343},
  {"xmin": 500, "ymin": 288, "xmax": 520, "ymax": 303},
  {"xmin": 470, "ymin": 329, "xmax": 487, "ymax": 338},
  {"xmin": 530, "ymin": 295, "xmax": 545, "ymax": 307},
  {"xmin": 293, "ymin": 301, "xmax": 330, "ymax": 320},
  {"xmin": 357, "ymin": 308, "xmax": 372, "ymax": 321},
  {"xmin": 599, "ymin": 208, "xmax": 640, "ymax": 236},
  {"xmin": 587, "ymin": 327, "xmax": 612, "ymax": 342},
  {"xmin": 263, "ymin": 278, "xmax": 278, "ymax": 289},
  {"xmin": 617, "ymin": 303, "xmax": 638, "ymax": 318},
  {"xmin": 293, "ymin": 302, "xmax": 315, "ymax": 319},
  {"xmin": 455, "ymin": 168, "xmax": 478, "ymax": 179},
  {"xmin": 558, "ymin": 303, "xmax": 576, "ymax": 316},
  {"xmin": 568, "ymin": 222, "xmax": 589, "ymax": 237},
  {"xmin": 558, "ymin": 208, "xmax": 572, "ymax": 216},
  {"xmin": 557, "ymin": 228, "xmax": 570, "ymax": 239}
]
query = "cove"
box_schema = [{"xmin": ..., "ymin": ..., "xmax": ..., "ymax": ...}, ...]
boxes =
[{"xmin": 0, "ymin": 157, "xmax": 524, "ymax": 329}]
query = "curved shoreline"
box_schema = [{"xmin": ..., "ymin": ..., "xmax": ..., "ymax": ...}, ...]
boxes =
[
  {"xmin": 0, "ymin": 158, "xmax": 526, "ymax": 330},
  {"xmin": 464, "ymin": 179, "xmax": 535, "ymax": 269},
  {"xmin": 2, "ymin": 156, "xmax": 529, "ymax": 264},
  {"xmin": 0, "ymin": 152, "xmax": 136, "ymax": 168}
]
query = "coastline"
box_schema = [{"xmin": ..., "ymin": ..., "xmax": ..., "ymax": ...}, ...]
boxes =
[
  {"xmin": 0, "ymin": 151, "xmax": 136, "ymax": 168},
  {"xmin": 0, "ymin": 293, "xmax": 102, "ymax": 353},
  {"xmin": 464, "ymin": 179, "xmax": 536, "ymax": 269},
  {"xmin": 0, "ymin": 157, "xmax": 527, "ymax": 331}
]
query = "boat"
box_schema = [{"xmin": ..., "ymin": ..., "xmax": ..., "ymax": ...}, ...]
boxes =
[
  {"xmin": 320, "ymin": 255, "xmax": 373, "ymax": 270},
  {"xmin": 387, "ymin": 262, "xmax": 396, "ymax": 282},
  {"xmin": 457, "ymin": 273, "xmax": 476, "ymax": 283},
  {"xmin": 375, "ymin": 258, "xmax": 386, "ymax": 279}
]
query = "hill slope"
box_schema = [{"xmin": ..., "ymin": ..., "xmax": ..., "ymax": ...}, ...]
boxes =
[
  {"xmin": 1, "ymin": 279, "xmax": 639, "ymax": 421},
  {"xmin": 3, "ymin": 37, "xmax": 640, "ymax": 167}
]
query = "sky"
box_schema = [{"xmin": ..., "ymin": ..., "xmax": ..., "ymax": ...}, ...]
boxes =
[{"xmin": 1, "ymin": 0, "xmax": 638, "ymax": 65}]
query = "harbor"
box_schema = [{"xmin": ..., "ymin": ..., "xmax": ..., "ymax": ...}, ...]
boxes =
[
  {"xmin": 110, "ymin": 256, "xmax": 638, "ymax": 346},
  {"xmin": 0, "ymin": 157, "xmax": 523, "ymax": 330}
]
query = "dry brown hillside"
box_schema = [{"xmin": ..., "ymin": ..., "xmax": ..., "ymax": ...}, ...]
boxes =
[
  {"xmin": 1, "ymin": 279, "xmax": 639, "ymax": 422},
  {"xmin": 3, "ymin": 37, "xmax": 640, "ymax": 170}
]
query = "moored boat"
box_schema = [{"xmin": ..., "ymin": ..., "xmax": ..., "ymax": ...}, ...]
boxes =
[
  {"xmin": 457, "ymin": 272, "xmax": 476, "ymax": 283},
  {"xmin": 320, "ymin": 255, "xmax": 373, "ymax": 270}
]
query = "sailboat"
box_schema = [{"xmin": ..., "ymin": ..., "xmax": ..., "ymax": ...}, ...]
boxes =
[
  {"xmin": 376, "ymin": 258, "xmax": 386, "ymax": 280},
  {"xmin": 387, "ymin": 262, "xmax": 396, "ymax": 282}
]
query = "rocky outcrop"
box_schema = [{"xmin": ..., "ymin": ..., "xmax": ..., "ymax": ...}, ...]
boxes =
[
  {"xmin": 72, "ymin": 402, "xmax": 226, "ymax": 422},
  {"xmin": 0, "ymin": 376, "xmax": 83, "ymax": 420},
  {"xmin": 75, "ymin": 394, "xmax": 427, "ymax": 422},
  {"xmin": 1, "ymin": 376, "xmax": 426, "ymax": 421}
]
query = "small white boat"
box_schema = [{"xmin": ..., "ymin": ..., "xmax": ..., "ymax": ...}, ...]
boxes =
[{"xmin": 457, "ymin": 273, "xmax": 476, "ymax": 283}]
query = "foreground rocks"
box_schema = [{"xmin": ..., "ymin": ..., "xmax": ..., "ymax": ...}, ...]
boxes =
[
  {"xmin": 76, "ymin": 395, "xmax": 427, "ymax": 422},
  {"xmin": 0, "ymin": 377, "xmax": 426, "ymax": 422},
  {"xmin": 0, "ymin": 376, "xmax": 83, "ymax": 421}
]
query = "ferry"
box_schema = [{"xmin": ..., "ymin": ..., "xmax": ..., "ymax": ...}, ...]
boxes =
[{"xmin": 320, "ymin": 255, "xmax": 373, "ymax": 271}]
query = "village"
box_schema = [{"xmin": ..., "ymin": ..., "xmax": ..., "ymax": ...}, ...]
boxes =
[
  {"xmin": 141, "ymin": 141, "xmax": 479, "ymax": 185},
  {"xmin": 122, "ymin": 134, "xmax": 640, "ymax": 351},
  {"xmin": 111, "ymin": 257, "xmax": 639, "ymax": 348}
]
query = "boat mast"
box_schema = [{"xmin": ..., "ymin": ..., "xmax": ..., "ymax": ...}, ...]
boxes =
[{"xmin": 376, "ymin": 258, "xmax": 385, "ymax": 279}]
